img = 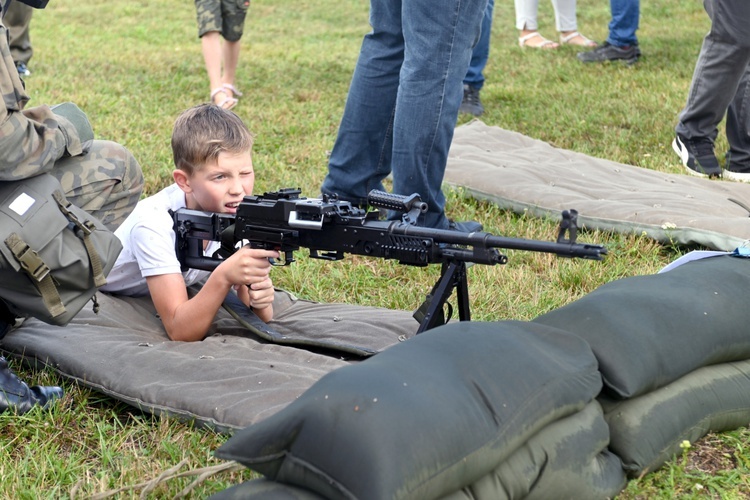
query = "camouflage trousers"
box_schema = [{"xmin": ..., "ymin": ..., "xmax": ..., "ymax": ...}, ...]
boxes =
[
  {"xmin": 53, "ymin": 140, "xmax": 144, "ymax": 231},
  {"xmin": 195, "ymin": 0, "xmax": 250, "ymax": 42},
  {"xmin": 4, "ymin": 0, "xmax": 33, "ymax": 65}
]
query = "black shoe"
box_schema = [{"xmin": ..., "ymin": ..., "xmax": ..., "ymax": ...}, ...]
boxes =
[
  {"xmin": 459, "ymin": 85, "xmax": 484, "ymax": 117},
  {"xmin": 0, "ymin": 356, "xmax": 64, "ymax": 415},
  {"xmin": 672, "ymin": 133, "xmax": 722, "ymax": 178},
  {"xmin": 15, "ymin": 61, "xmax": 30, "ymax": 77},
  {"xmin": 448, "ymin": 220, "xmax": 483, "ymax": 233},
  {"xmin": 577, "ymin": 42, "xmax": 641, "ymax": 65}
]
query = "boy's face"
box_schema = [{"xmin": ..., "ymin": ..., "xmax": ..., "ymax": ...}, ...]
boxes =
[{"xmin": 179, "ymin": 151, "xmax": 255, "ymax": 214}]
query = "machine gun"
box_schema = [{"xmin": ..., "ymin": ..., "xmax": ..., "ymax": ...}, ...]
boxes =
[{"xmin": 173, "ymin": 188, "xmax": 606, "ymax": 333}]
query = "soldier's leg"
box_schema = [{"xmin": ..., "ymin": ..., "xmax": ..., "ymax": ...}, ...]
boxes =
[
  {"xmin": 4, "ymin": 1, "xmax": 33, "ymax": 67},
  {"xmin": 52, "ymin": 140, "xmax": 144, "ymax": 231},
  {"xmin": 0, "ymin": 355, "xmax": 63, "ymax": 415},
  {"xmin": 0, "ymin": 140, "xmax": 142, "ymax": 337}
]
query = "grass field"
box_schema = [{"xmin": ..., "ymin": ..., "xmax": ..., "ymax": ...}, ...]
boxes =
[{"xmin": 2, "ymin": 0, "xmax": 750, "ymax": 497}]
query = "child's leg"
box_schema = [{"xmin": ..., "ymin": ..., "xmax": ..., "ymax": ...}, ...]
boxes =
[
  {"xmin": 221, "ymin": 39, "xmax": 241, "ymax": 94},
  {"xmin": 219, "ymin": 0, "xmax": 249, "ymax": 99},
  {"xmin": 201, "ymin": 31, "xmax": 224, "ymax": 99},
  {"xmin": 196, "ymin": 0, "xmax": 236, "ymax": 106}
]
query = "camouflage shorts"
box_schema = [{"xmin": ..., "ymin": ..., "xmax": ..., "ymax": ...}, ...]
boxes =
[
  {"xmin": 195, "ymin": 0, "xmax": 250, "ymax": 42},
  {"xmin": 53, "ymin": 140, "xmax": 144, "ymax": 232}
]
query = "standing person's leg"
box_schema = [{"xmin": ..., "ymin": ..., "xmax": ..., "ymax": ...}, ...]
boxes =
[
  {"xmin": 219, "ymin": 0, "xmax": 249, "ymax": 103},
  {"xmin": 607, "ymin": 0, "xmax": 639, "ymax": 47},
  {"xmin": 201, "ymin": 32, "xmax": 226, "ymax": 100},
  {"xmin": 577, "ymin": 0, "xmax": 639, "ymax": 63},
  {"xmin": 196, "ymin": 0, "xmax": 239, "ymax": 109},
  {"xmin": 197, "ymin": 0, "xmax": 230, "ymax": 106},
  {"xmin": 4, "ymin": 0, "xmax": 33, "ymax": 76},
  {"xmin": 321, "ymin": 0, "xmax": 405, "ymax": 208},
  {"xmin": 515, "ymin": 0, "xmax": 540, "ymax": 33},
  {"xmin": 711, "ymin": 0, "xmax": 750, "ymax": 180},
  {"xmin": 675, "ymin": 0, "xmax": 750, "ymax": 179},
  {"xmin": 391, "ymin": 0, "xmax": 488, "ymax": 228},
  {"xmin": 461, "ymin": 0, "xmax": 494, "ymax": 117},
  {"xmin": 222, "ymin": 40, "xmax": 242, "ymax": 91},
  {"xmin": 516, "ymin": 0, "xmax": 558, "ymax": 49},
  {"xmin": 464, "ymin": 0, "xmax": 494, "ymax": 91},
  {"xmin": 725, "ymin": 65, "xmax": 750, "ymax": 177},
  {"xmin": 555, "ymin": 0, "xmax": 596, "ymax": 47}
]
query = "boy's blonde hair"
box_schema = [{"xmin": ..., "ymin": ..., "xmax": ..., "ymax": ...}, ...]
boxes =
[{"xmin": 171, "ymin": 104, "xmax": 254, "ymax": 175}]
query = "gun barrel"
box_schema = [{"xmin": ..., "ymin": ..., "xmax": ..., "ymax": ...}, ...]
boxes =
[{"xmin": 391, "ymin": 224, "xmax": 606, "ymax": 260}]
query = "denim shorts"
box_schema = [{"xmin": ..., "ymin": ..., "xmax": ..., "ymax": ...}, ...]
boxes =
[{"xmin": 195, "ymin": 0, "xmax": 250, "ymax": 42}]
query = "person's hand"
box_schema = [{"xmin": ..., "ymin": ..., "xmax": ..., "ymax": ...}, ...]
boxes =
[
  {"xmin": 244, "ymin": 276, "xmax": 275, "ymax": 311},
  {"xmin": 225, "ymin": 246, "xmax": 278, "ymax": 322},
  {"xmin": 223, "ymin": 246, "xmax": 278, "ymax": 288}
]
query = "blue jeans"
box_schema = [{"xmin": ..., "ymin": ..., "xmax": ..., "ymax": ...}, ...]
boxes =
[
  {"xmin": 321, "ymin": 0, "xmax": 489, "ymax": 229},
  {"xmin": 607, "ymin": 0, "xmax": 639, "ymax": 47},
  {"xmin": 464, "ymin": 0, "xmax": 495, "ymax": 90}
]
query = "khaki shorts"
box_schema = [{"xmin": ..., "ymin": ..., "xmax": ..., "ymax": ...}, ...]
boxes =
[{"xmin": 195, "ymin": 0, "xmax": 250, "ymax": 42}]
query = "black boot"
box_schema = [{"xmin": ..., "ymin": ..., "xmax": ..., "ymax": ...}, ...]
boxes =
[{"xmin": 0, "ymin": 356, "xmax": 64, "ymax": 415}]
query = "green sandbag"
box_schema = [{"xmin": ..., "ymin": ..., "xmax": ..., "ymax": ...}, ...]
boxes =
[
  {"xmin": 440, "ymin": 400, "xmax": 625, "ymax": 500},
  {"xmin": 209, "ymin": 478, "xmax": 326, "ymax": 499},
  {"xmin": 601, "ymin": 357, "xmax": 750, "ymax": 477},
  {"xmin": 215, "ymin": 320, "xmax": 602, "ymax": 500},
  {"xmin": 534, "ymin": 255, "xmax": 750, "ymax": 398},
  {"xmin": 211, "ymin": 402, "xmax": 626, "ymax": 500}
]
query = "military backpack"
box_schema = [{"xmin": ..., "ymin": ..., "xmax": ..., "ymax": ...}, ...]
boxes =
[{"xmin": 0, "ymin": 173, "xmax": 122, "ymax": 328}]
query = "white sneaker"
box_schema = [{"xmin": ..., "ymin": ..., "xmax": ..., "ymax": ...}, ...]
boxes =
[{"xmin": 722, "ymin": 169, "xmax": 750, "ymax": 183}]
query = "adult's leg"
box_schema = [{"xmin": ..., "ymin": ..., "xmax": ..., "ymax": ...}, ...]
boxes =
[
  {"xmin": 711, "ymin": 0, "xmax": 750, "ymax": 172},
  {"xmin": 553, "ymin": 0, "xmax": 577, "ymax": 32},
  {"xmin": 0, "ymin": 356, "xmax": 63, "ymax": 415},
  {"xmin": 515, "ymin": 0, "xmax": 540, "ymax": 31},
  {"xmin": 607, "ymin": 0, "xmax": 639, "ymax": 47},
  {"xmin": 676, "ymin": 0, "xmax": 750, "ymax": 145},
  {"xmin": 0, "ymin": 142, "xmax": 141, "ymax": 347},
  {"xmin": 726, "ymin": 64, "xmax": 750, "ymax": 171},
  {"xmin": 392, "ymin": 0, "xmax": 488, "ymax": 228},
  {"xmin": 4, "ymin": 1, "xmax": 33, "ymax": 66},
  {"xmin": 52, "ymin": 140, "xmax": 144, "ymax": 231},
  {"xmin": 322, "ymin": 0, "xmax": 405, "ymax": 207},
  {"xmin": 464, "ymin": 0, "xmax": 494, "ymax": 90}
]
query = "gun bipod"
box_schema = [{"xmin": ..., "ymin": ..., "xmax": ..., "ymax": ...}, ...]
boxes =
[{"xmin": 412, "ymin": 260, "xmax": 471, "ymax": 333}]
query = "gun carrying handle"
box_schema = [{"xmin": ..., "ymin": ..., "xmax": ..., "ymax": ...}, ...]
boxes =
[{"xmin": 367, "ymin": 190, "xmax": 428, "ymax": 214}]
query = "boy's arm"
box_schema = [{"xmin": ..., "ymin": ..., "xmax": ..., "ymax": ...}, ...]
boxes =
[
  {"xmin": 147, "ymin": 272, "xmax": 230, "ymax": 342},
  {"xmin": 147, "ymin": 246, "xmax": 279, "ymax": 342}
]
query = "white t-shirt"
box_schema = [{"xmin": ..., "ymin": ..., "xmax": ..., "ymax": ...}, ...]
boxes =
[{"xmin": 101, "ymin": 184, "xmax": 220, "ymax": 296}]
